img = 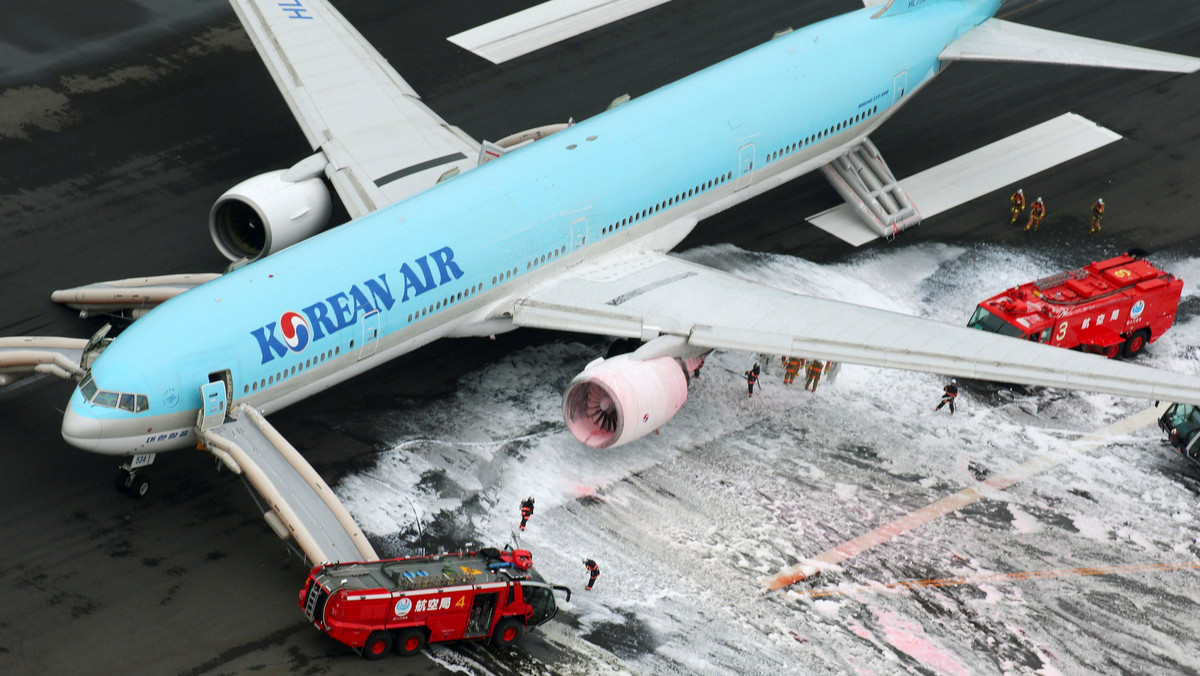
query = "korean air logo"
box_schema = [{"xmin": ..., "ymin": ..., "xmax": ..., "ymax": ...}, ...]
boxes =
[
  {"xmin": 280, "ymin": 311, "xmax": 310, "ymax": 352},
  {"xmin": 1131, "ymin": 300, "xmax": 1146, "ymax": 319}
]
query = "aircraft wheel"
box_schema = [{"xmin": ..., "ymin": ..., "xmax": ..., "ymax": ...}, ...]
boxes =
[
  {"xmin": 491, "ymin": 618, "xmax": 524, "ymax": 647},
  {"xmin": 129, "ymin": 474, "xmax": 150, "ymax": 499},
  {"xmin": 393, "ymin": 627, "xmax": 426, "ymax": 656},
  {"xmin": 362, "ymin": 631, "xmax": 392, "ymax": 660},
  {"xmin": 1122, "ymin": 330, "xmax": 1150, "ymax": 358}
]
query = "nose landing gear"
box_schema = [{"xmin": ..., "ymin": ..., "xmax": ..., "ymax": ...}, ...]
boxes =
[{"xmin": 114, "ymin": 453, "xmax": 156, "ymax": 499}]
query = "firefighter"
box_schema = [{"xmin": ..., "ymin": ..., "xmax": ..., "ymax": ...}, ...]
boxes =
[
  {"xmin": 781, "ymin": 356, "xmax": 802, "ymax": 385},
  {"xmin": 1024, "ymin": 197, "xmax": 1045, "ymax": 232},
  {"xmin": 583, "ymin": 558, "xmax": 601, "ymax": 591},
  {"xmin": 519, "ymin": 496, "xmax": 535, "ymax": 531},
  {"xmin": 935, "ymin": 379, "xmax": 959, "ymax": 414},
  {"xmin": 1090, "ymin": 198, "xmax": 1105, "ymax": 234},
  {"xmin": 745, "ymin": 363, "xmax": 761, "ymax": 397},
  {"xmin": 804, "ymin": 358, "xmax": 825, "ymax": 392},
  {"xmin": 1009, "ymin": 188, "xmax": 1025, "ymax": 225}
]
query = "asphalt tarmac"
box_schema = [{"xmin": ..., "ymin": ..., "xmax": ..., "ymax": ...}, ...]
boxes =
[{"xmin": 1, "ymin": 0, "xmax": 1198, "ymax": 674}]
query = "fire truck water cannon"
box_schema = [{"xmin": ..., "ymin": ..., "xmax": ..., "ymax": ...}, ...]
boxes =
[
  {"xmin": 299, "ymin": 547, "xmax": 570, "ymax": 660},
  {"xmin": 966, "ymin": 252, "xmax": 1183, "ymax": 359}
]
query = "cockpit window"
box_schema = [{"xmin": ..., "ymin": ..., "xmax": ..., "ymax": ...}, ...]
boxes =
[
  {"xmin": 93, "ymin": 391, "xmax": 120, "ymax": 408},
  {"xmin": 81, "ymin": 375, "xmax": 97, "ymax": 401},
  {"xmin": 80, "ymin": 375, "xmax": 149, "ymax": 412}
]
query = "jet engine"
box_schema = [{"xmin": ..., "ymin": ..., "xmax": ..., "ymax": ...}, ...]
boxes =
[
  {"xmin": 208, "ymin": 168, "xmax": 332, "ymax": 262},
  {"xmin": 562, "ymin": 354, "xmax": 689, "ymax": 449}
]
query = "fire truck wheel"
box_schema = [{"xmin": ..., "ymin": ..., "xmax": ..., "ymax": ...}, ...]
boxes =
[
  {"xmin": 491, "ymin": 618, "xmax": 524, "ymax": 647},
  {"xmin": 362, "ymin": 631, "xmax": 393, "ymax": 660},
  {"xmin": 1103, "ymin": 342, "xmax": 1121, "ymax": 359},
  {"xmin": 1122, "ymin": 330, "xmax": 1150, "ymax": 358},
  {"xmin": 393, "ymin": 628, "xmax": 426, "ymax": 656}
]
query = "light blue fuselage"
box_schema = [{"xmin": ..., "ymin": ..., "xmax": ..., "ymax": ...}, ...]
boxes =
[{"xmin": 63, "ymin": 1, "xmax": 1002, "ymax": 454}]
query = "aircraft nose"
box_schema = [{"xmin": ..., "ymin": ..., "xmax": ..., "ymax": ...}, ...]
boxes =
[{"xmin": 62, "ymin": 405, "xmax": 104, "ymax": 451}]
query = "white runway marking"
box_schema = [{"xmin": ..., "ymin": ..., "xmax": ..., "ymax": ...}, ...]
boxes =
[{"xmin": 448, "ymin": 0, "xmax": 673, "ymax": 64}]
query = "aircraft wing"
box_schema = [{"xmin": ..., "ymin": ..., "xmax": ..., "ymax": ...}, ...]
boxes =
[
  {"xmin": 941, "ymin": 19, "xmax": 1200, "ymax": 73},
  {"xmin": 507, "ymin": 250, "xmax": 1200, "ymax": 405},
  {"xmin": 229, "ymin": 0, "xmax": 481, "ymax": 219}
]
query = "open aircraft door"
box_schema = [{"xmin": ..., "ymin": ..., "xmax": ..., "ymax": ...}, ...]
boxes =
[
  {"xmin": 198, "ymin": 380, "xmax": 228, "ymax": 431},
  {"xmin": 358, "ymin": 309, "xmax": 380, "ymax": 360}
]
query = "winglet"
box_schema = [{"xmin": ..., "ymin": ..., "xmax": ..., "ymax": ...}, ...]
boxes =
[{"xmin": 941, "ymin": 18, "xmax": 1200, "ymax": 74}]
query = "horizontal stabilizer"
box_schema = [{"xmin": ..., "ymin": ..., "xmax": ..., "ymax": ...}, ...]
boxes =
[
  {"xmin": 809, "ymin": 113, "xmax": 1120, "ymax": 246},
  {"xmin": 941, "ymin": 18, "xmax": 1200, "ymax": 73}
]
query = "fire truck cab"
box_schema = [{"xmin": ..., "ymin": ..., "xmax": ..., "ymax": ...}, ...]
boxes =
[
  {"xmin": 967, "ymin": 253, "xmax": 1183, "ymax": 359},
  {"xmin": 299, "ymin": 547, "xmax": 570, "ymax": 659},
  {"xmin": 1159, "ymin": 403, "xmax": 1200, "ymax": 465}
]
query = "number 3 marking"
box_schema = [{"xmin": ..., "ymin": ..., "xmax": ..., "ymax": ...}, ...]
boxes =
[{"xmin": 1055, "ymin": 321, "xmax": 1068, "ymax": 341}]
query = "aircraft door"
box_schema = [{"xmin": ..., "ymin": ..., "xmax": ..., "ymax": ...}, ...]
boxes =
[
  {"xmin": 198, "ymin": 380, "xmax": 227, "ymax": 431},
  {"xmin": 893, "ymin": 71, "xmax": 908, "ymax": 103},
  {"xmin": 735, "ymin": 143, "xmax": 755, "ymax": 191},
  {"xmin": 571, "ymin": 217, "xmax": 588, "ymax": 249},
  {"xmin": 358, "ymin": 309, "xmax": 380, "ymax": 361}
]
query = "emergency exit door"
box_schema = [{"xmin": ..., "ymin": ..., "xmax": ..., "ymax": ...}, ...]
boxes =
[
  {"xmin": 893, "ymin": 71, "xmax": 908, "ymax": 103},
  {"xmin": 464, "ymin": 592, "xmax": 499, "ymax": 638},
  {"xmin": 198, "ymin": 380, "xmax": 227, "ymax": 431},
  {"xmin": 735, "ymin": 143, "xmax": 755, "ymax": 191},
  {"xmin": 358, "ymin": 309, "xmax": 380, "ymax": 361},
  {"xmin": 571, "ymin": 217, "xmax": 588, "ymax": 249}
]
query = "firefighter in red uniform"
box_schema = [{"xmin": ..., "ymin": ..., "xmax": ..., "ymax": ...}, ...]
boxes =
[
  {"xmin": 1025, "ymin": 197, "xmax": 1045, "ymax": 232},
  {"xmin": 584, "ymin": 559, "xmax": 600, "ymax": 591},
  {"xmin": 803, "ymin": 358, "xmax": 826, "ymax": 392},
  {"xmin": 935, "ymin": 379, "xmax": 958, "ymax": 414},
  {"xmin": 745, "ymin": 363, "xmax": 760, "ymax": 397},
  {"xmin": 1090, "ymin": 198, "xmax": 1105, "ymax": 234},
  {"xmin": 781, "ymin": 356, "xmax": 802, "ymax": 385},
  {"xmin": 1009, "ymin": 189, "xmax": 1025, "ymax": 225},
  {"xmin": 519, "ymin": 496, "xmax": 535, "ymax": 531}
]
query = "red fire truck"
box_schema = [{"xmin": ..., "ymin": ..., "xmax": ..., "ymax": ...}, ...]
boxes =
[
  {"xmin": 299, "ymin": 547, "xmax": 571, "ymax": 659},
  {"xmin": 967, "ymin": 252, "xmax": 1183, "ymax": 358}
]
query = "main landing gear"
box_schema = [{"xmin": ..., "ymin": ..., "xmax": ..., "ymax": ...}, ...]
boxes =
[{"xmin": 114, "ymin": 453, "xmax": 156, "ymax": 499}]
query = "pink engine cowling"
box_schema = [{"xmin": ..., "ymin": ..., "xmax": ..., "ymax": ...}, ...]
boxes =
[{"xmin": 562, "ymin": 355, "xmax": 689, "ymax": 449}]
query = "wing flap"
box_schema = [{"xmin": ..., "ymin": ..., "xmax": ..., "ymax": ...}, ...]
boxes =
[
  {"xmin": 941, "ymin": 19, "xmax": 1200, "ymax": 73},
  {"xmin": 512, "ymin": 252, "xmax": 1200, "ymax": 405}
]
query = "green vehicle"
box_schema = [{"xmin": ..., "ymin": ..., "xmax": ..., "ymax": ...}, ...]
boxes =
[{"xmin": 1158, "ymin": 403, "xmax": 1200, "ymax": 464}]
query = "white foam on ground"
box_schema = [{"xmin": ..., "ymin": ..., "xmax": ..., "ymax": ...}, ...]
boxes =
[{"xmin": 335, "ymin": 243, "xmax": 1200, "ymax": 674}]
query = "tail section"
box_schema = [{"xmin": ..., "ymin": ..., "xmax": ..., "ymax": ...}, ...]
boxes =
[{"xmin": 941, "ymin": 18, "xmax": 1200, "ymax": 73}]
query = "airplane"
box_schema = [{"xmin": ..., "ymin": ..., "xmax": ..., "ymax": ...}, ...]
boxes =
[{"xmin": 6, "ymin": 0, "xmax": 1200, "ymax": 504}]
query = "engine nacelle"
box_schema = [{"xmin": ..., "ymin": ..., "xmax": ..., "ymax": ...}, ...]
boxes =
[
  {"xmin": 209, "ymin": 169, "xmax": 332, "ymax": 262},
  {"xmin": 563, "ymin": 355, "xmax": 689, "ymax": 449}
]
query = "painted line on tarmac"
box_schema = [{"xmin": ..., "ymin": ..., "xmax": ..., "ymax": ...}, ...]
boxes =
[
  {"xmin": 792, "ymin": 561, "xmax": 1200, "ymax": 598},
  {"xmin": 765, "ymin": 403, "xmax": 1167, "ymax": 591}
]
